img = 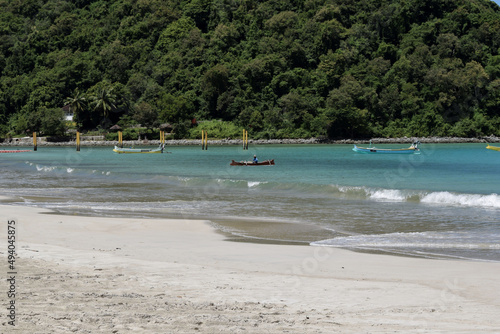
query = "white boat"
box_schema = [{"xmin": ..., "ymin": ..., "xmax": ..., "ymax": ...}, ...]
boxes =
[
  {"xmin": 353, "ymin": 141, "xmax": 420, "ymax": 154},
  {"xmin": 113, "ymin": 145, "xmax": 164, "ymax": 154}
]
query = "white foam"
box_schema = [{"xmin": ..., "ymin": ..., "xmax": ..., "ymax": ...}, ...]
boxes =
[
  {"xmin": 421, "ymin": 191, "xmax": 500, "ymax": 209},
  {"xmin": 311, "ymin": 231, "xmax": 500, "ymax": 250},
  {"xmin": 248, "ymin": 181, "xmax": 262, "ymax": 188},
  {"xmin": 36, "ymin": 165, "xmax": 56, "ymax": 172},
  {"xmin": 367, "ymin": 188, "xmax": 407, "ymax": 201}
]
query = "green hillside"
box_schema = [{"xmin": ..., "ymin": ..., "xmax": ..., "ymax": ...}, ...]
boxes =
[{"xmin": 1, "ymin": 0, "xmax": 500, "ymax": 140}]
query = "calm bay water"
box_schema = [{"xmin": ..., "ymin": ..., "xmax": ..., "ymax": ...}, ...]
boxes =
[{"xmin": 1, "ymin": 143, "xmax": 499, "ymax": 261}]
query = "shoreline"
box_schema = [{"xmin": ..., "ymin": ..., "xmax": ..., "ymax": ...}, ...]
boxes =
[
  {"xmin": 1, "ymin": 204, "xmax": 500, "ymax": 333},
  {"xmin": 3, "ymin": 199, "xmax": 495, "ymax": 263},
  {"xmin": 1, "ymin": 135, "xmax": 499, "ymax": 147}
]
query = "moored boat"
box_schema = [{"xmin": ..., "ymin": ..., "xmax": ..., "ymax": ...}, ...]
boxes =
[
  {"xmin": 486, "ymin": 144, "xmax": 500, "ymax": 152},
  {"xmin": 230, "ymin": 159, "xmax": 275, "ymax": 166},
  {"xmin": 113, "ymin": 145, "xmax": 164, "ymax": 154},
  {"xmin": 353, "ymin": 141, "xmax": 420, "ymax": 154}
]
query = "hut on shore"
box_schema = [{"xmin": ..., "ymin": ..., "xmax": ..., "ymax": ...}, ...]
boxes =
[{"xmin": 110, "ymin": 124, "xmax": 122, "ymax": 132}]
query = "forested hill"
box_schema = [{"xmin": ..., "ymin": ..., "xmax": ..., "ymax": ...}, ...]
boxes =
[{"xmin": 1, "ymin": 0, "xmax": 500, "ymax": 140}]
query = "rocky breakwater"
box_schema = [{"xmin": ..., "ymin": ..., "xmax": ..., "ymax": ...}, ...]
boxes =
[
  {"xmin": 1, "ymin": 136, "xmax": 499, "ymax": 147},
  {"xmin": 331, "ymin": 136, "xmax": 500, "ymax": 144},
  {"xmin": 0, "ymin": 137, "xmax": 324, "ymax": 147}
]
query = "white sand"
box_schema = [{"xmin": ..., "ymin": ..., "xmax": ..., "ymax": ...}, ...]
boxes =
[{"xmin": 1, "ymin": 204, "xmax": 499, "ymax": 333}]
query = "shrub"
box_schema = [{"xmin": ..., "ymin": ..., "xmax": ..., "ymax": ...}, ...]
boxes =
[{"xmin": 188, "ymin": 120, "xmax": 243, "ymax": 139}]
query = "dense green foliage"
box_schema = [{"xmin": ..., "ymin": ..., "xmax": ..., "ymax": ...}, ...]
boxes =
[{"xmin": 1, "ymin": 0, "xmax": 500, "ymax": 139}]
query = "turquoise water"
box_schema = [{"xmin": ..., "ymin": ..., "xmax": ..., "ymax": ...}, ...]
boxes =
[{"xmin": 1, "ymin": 143, "xmax": 499, "ymax": 261}]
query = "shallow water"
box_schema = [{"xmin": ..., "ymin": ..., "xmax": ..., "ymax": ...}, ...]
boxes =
[{"xmin": 1, "ymin": 143, "xmax": 499, "ymax": 261}]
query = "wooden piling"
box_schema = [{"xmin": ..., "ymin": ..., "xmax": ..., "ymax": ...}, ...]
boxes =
[
  {"xmin": 33, "ymin": 132, "xmax": 37, "ymax": 151},
  {"xmin": 242, "ymin": 130, "xmax": 248, "ymax": 150},
  {"xmin": 118, "ymin": 131, "xmax": 123, "ymax": 148},
  {"xmin": 201, "ymin": 130, "xmax": 208, "ymax": 150},
  {"xmin": 76, "ymin": 131, "xmax": 80, "ymax": 152}
]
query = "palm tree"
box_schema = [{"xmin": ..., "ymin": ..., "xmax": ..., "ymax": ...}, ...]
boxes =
[
  {"xmin": 64, "ymin": 89, "xmax": 87, "ymax": 121},
  {"xmin": 92, "ymin": 87, "xmax": 117, "ymax": 120}
]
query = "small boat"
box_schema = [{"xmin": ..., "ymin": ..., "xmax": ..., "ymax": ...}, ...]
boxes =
[
  {"xmin": 0, "ymin": 150, "xmax": 31, "ymax": 153},
  {"xmin": 113, "ymin": 145, "xmax": 164, "ymax": 154},
  {"xmin": 486, "ymin": 144, "xmax": 500, "ymax": 152},
  {"xmin": 353, "ymin": 141, "xmax": 420, "ymax": 154},
  {"xmin": 230, "ymin": 159, "xmax": 275, "ymax": 166}
]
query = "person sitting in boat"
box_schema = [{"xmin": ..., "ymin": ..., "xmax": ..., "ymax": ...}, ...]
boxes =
[{"xmin": 253, "ymin": 155, "xmax": 258, "ymax": 163}]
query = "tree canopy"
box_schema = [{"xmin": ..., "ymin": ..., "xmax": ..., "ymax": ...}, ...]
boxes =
[{"xmin": 1, "ymin": 0, "xmax": 500, "ymax": 139}]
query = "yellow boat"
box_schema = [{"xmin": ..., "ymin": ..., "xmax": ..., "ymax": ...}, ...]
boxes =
[{"xmin": 486, "ymin": 144, "xmax": 500, "ymax": 152}]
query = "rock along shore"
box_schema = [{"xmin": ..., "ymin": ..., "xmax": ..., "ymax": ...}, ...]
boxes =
[{"xmin": 1, "ymin": 136, "xmax": 499, "ymax": 147}]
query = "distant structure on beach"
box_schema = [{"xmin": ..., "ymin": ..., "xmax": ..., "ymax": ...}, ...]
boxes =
[{"xmin": 62, "ymin": 104, "xmax": 74, "ymax": 121}]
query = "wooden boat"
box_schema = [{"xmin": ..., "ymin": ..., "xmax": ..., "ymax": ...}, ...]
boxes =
[
  {"xmin": 0, "ymin": 150, "xmax": 31, "ymax": 153},
  {"xmin": 113, "ymin": 145, "xmax": 164, "ymax": 154},
  {"xmin": 230, "ymin": 159, "xmax": 275, "ymax": 166},
  {"xmin": 486, "ymin": 144, "xmax": 500, "ymax": 152},
  {"xmin": 353, "ymin": 141, "xmax": 420, "ymax": 154}
]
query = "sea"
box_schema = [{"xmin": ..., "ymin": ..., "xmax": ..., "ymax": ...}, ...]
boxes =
[{"xmin": 1, "ymin": 143, "xmax": 499, "ymax": 262}]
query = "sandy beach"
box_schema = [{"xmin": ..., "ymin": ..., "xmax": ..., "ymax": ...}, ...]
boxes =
[{"xmin": 1, "ymin": 203, "xmax": 499, "ymax": 333}]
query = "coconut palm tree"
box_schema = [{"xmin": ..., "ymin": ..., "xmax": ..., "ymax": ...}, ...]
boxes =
[
  {"xmin": 92, "ymin": 87, "xmax": 117, "ymax": 121},
  {"xmin": 64, "ymin": 89, "xmax": 87, "ymax": 120},
  {"xmin": 64, "ymin": 89, "xmax": 88, "ymax": 130}
]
